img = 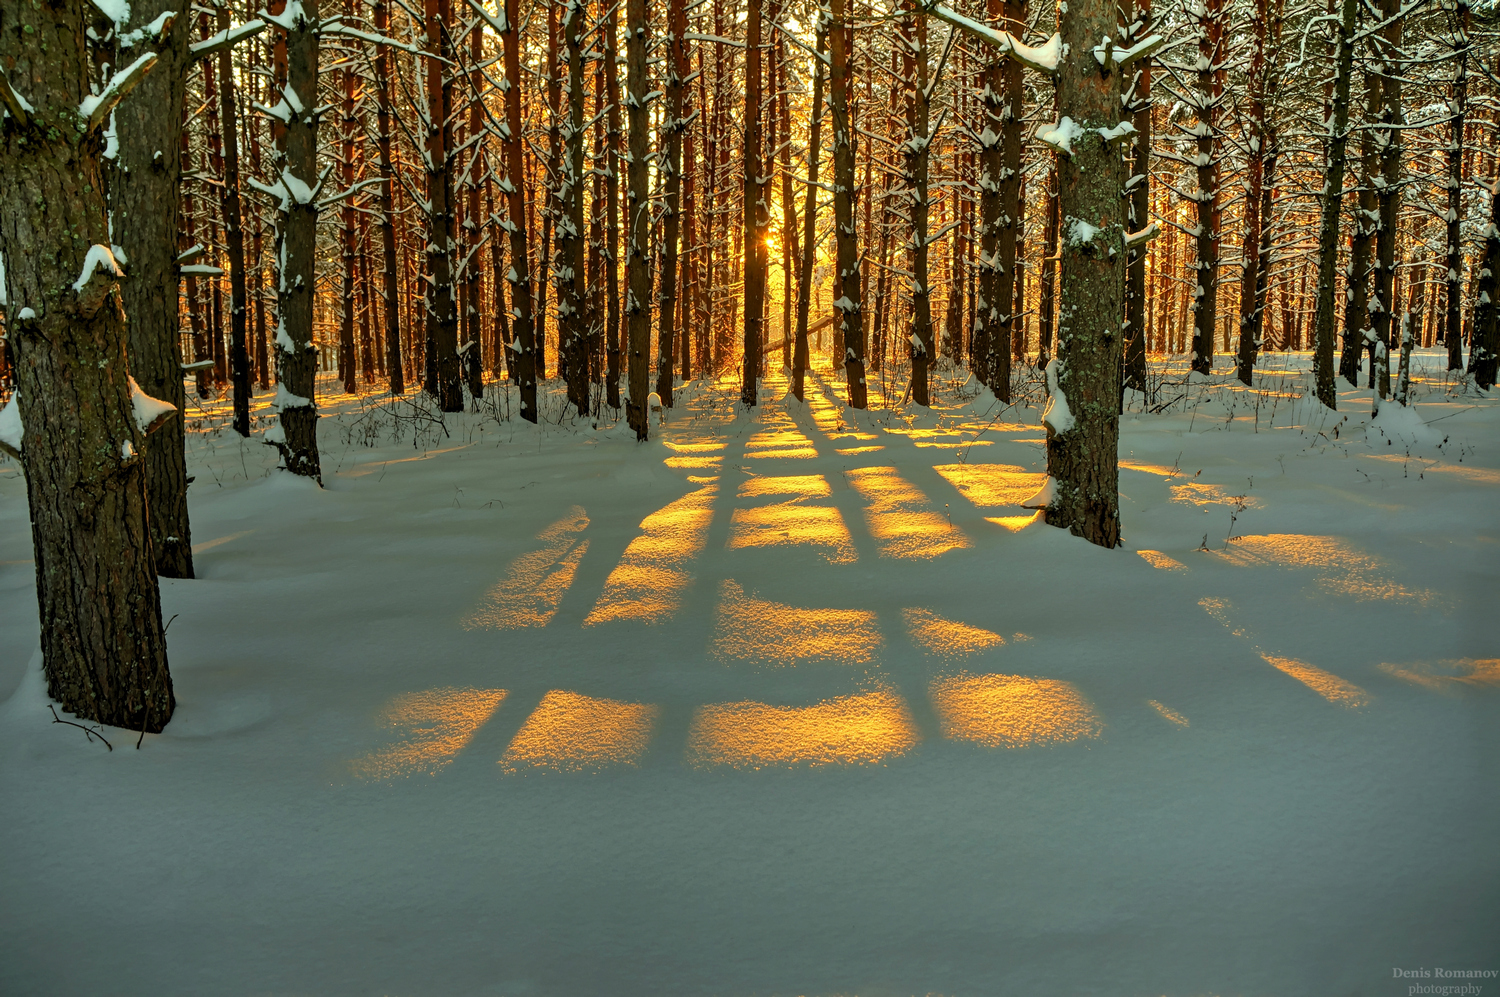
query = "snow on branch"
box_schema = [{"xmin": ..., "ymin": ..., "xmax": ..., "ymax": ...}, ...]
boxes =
[
  {"xmin": 191, "ymin": 18, "xmax": 266, "ymax": 59},
  {"xmin": 129, "ymin": 377, "xmax": 177, "ymax": 434},
  {"xmin": 79, "ymin": 52, "xmax": 158, "ymax": 132},
  {"xmin": 317, "ymin": 175, "xmax": 387, "ymax": 211},
  {"xmin": 72, "ymin": 245, "xmax": 124, "ymax": 293},
  {"xmin": 0, "ymin": 67, "xmax": 33, "ymax": 127},
  {"xmin": 0, "ymin": 393, "xmax": 22, "ymax": 459},
  {"xmin": 1124, "ymin": 222, "xmax": 1161, "ymax": 249},
  {"xmin": 924, "ymin": 4, "xmax": 1061, "ymax": 75},
  {"xmin": 462, "ymin": 0, "xmax": 507, "ymax": 35},
  {"xmin": 317, "ymin": 20, "xmax": 420, "ymax": 51}
]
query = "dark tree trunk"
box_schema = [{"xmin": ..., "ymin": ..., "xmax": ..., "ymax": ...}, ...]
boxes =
[
  {"xmin": 657, "ymin": 0, "xmax": 687, "ymax": 404},
  {"xmin": 1123, "ymin": 0, "xmax": 1152, "ymax": 395},
  {"xmin": 1370, "ymin": 0, "xmax": 1404, "ymax": 401},
  {"xmin": 625, "ymin": 0, "xmax": 651, "ymax": 437},
  {"xmin": 792, "ymin": 22, "xmax": 826, "ymax": 402},
  {"xmin": 424, "ymin": 0, "xmax": 462, "ymax": 411},
  {"xmin": 1188, "ymin": 0, "xmax": 1223, "ymax": 376},
  {"xmin": 558, "ymin": 0, "xmax": 588, "ymax": 416},
  {"xmin": 604, "ymin": 1, "xmax": 622, "ymax": 407},
  {"xmin": 830, "ymin": 0, "xmax": 866, "ymax": 407},
  {"xmin": 1310, "ymin": 0, "xmax": 1358, "ymax": 409},
  {"xmin": 493, "ymin": 0, "xmax": 537, "ymax": 420},
  {"xmin": 268, "ymin": 0, "xmax": 323, "ymax": 478},
  {"xmin": 740, "ymin": 0, "xmax": 765, "ymax": 406},
  {"xmin": 110, "ymin": 0, "xmax": 194, "ymax": 577},
  {"xmin": 1445, "ymin": 0, "xmax": 1469, "ymax": 372},
  {"xmin": 902, "ymin": 2, "xmax": 933, "ymax": 406},
  {"xmin": 0, "ymin": 0, "xmax": 175, "ymax": 729},
  {"xmin": 373, "ymin": 0, "xmax": 404, "ymax": 393}
]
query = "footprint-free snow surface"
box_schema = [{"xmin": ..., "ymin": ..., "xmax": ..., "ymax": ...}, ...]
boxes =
[{"xmin": 1, "ymin": 353, "xmax": 1497, "ymax": 996}]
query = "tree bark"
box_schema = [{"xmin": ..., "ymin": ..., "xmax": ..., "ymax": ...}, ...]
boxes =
[
  {"xmin": 1310, "ymin": 0, "xmax": 1358, "ymax": 409},
  {"xmin": 558, "ymin": 0, "xmax": 588, "ymax": 416},
  {"xmin": 109, "ymin": 0, "xmax": 194, "ymax": 576},
  {"xmin": 625, "ymin": 0, "xmax": 652, "ymax": 437},
  {"xmin": 740, "ymin": 0, "xmax": 765, "ymax": 406},
  {"xmin": 1188, "ymin": 0, "xmax": 1223, "ymax": 376},
  {"xmin": 902, "ymin": 2, "xmax": 933, "ymax": 406},
  {"xmin": 1445, "ymin": 0, "xmax": 1469, "ymax": 372},
  {"xmin": 496, "ymin": 0, "xmax": 537, "ymax": 420},
  {"xmin": 0, "ymin": 0, "xmax": 175, "ymax": 730},
  {"xmin": 792, "ymin": 20, "xmax": 827, "ymax": 402},
  {"xmin": 830, "ymin": 0, "xmax": 866, "ymax": 407},
  {"xmin": 373, "ymin": 0, "xmax": 404, "ymax": 393},
  {"xmin": 657, "ymin": 0, "xmax": 687, "ymax": 404}
]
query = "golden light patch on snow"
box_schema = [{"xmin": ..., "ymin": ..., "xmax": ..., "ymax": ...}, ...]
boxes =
[
  {"xmin": 662, "ymin": 439, "xmax": 726, "ymax": 453},
  {"xmin": 985, "ymin": 512, "xmax": 1042, "ymax": 532},
  {"xmin": 710, "ymin": 580, "xmax": 881, "ymax": 666},
  {"xmin": 744, "ymin": 412, "xmax": 818, "ymax": 459},
  {"xmin": 728, "ymin": 475, "xmax": 856, "ymax": 563},
  {"xmin": 1218, "ymin": 534, "xmax": 1435, "ymax": 605},
  {"xmin": 1363, "ymin": 454, "xmax": 1500, "ymax": 485},
  {"xmin": 1137, "ymin": 549, "xmax": 1187, "ymax": 572},
  {"xmin": 500, "ymin": 691, "xmax": 660, "ymax": 773},
  {"xmin": 803, "ymin": 383, "xmax": 879, "ymax": 440},
  {"xmin": 465, "ymin": 507, "xmax": 589, "ymax": 630},
  {"xmin": 1170, "ymin": 481, "xmax": 1262, "ymax": 507},
  {"xmin": 685, "ymin": 689, "xmax": 918, "ymax": 769},
  {"xmin": 902, "ymin": 607, "xmax": 1005, "ymax": 659},
  {"xmin": 1119, "ymin": 461, "xmax": 1180, "ymax": 476},
  {"xmin": 191, "ymin": 530, "xmax": 254, "ymax": 555},
  {"xmin": 1148, "ymin": 700, "xmax": 1190, "ymax": 726},
  {"xmin": 933, "ymin": 463, "xmax": 1048, "ymax": 508},
  {"xmin": 836, "ymin": 445, "xmax": 885, "ymax": 455},
  {"xmin": 351, "ymin": 687, "xmax": 507, "ymax": 780},
  {"xmin": 1260, "ymin": 654, "xmax": 1370, "ymax": 708},
  {"xmin": 1377, "ymin": 658, "xmax": 1500, "ymax": 692},
  {"xmin": 845, "ymin": 466, "xmax": 971, "ymax": 559},
  {"xmin": 664, "ymin": 455, "xmax": 722, "ymax": 469},
  {"xmin": 929, "ymin": 672, "xmax": 1103, "ymax": 748},
  {"xmin": 585, "ymin": 482, "xmax": 717, "ymax": 625}
]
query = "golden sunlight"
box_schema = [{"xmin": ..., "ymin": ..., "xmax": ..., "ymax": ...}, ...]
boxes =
[
  {"xmin": 685, "ymin": 688, "xmax": 919, "ymax": 769},
  {"xmin": 585, "ymin": 480, "xmax": 718, "ymax": 625},
  {"xmin": 727, "ymin": 474, "xmax": 857, "ymax": 564},
  {"xmin": 711, "ymin": 579, "xmax": 882, "ymax": 666},
  {"xmin": 500, "ymin": 690, "xmax": 661, "ymax": 773},
  {"xmin": 1137, "ymin": 550, "xmax": 1188, "ymax": 572},
  {"xmin": 1218, "ymin": 534, "xmax": 1434, "ymax": 605},
  {"xmin": 929, "ymin": 672, "xmax": 1103, "ymax": 748},
  {"xmin": 1260, "ymin": 654, "xmax": 1371, "ymax": 708},
  {"xmin": 351, "ymin": 687, "xmax": 508, "ymax": 780},
  {"xmin": 464, "ymin": 507, "xmax": 589, "ymax": 630},
  {"xmin": 903, "ymin": 607, "xmax": 1005, "ymax": 659},
  {"xmin": 933, "ymin": 463, "xmax": 1048, "ymax": 509},
  {"xmin": 1377, "ymin": 658, "xmax": 1500, "ymax": 692},
  {"xmin": 845, "ymin": 466, "xmax": 971, "ymax": 559}
]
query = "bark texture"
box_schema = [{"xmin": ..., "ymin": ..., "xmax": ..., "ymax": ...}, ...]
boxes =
[{"xmin": 0, "ymin": 0, "xmax": 175, "ymax": 730}]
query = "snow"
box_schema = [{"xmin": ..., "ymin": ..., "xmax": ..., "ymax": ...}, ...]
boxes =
[
  {"xmin": 1065, "ymin": 216, "xmax": 1099, "ymax": 248},
  {"xmin": 0, "ymin": 392, "xmax": 21, "ymax": 453},
  {"xmin": 88, "ymin": 0, "xmax": 130, "ymax": 27},
  {"xmin": 0, "ymin": 353, "xmax": 1496, "ymax": 993},
  {"xmin": 1041, "ymin": 358, "xmax": 1076, "ymax": 434},
  {"xmin": 1037, "ymin": 116, "xmax": 1085, "ymax": 156},
  {"xmin": 128, "ymin": 376, "xmax": 176, "ymax": 433},
  {"xmin": 16, "ymin": 307, "xmax": 34, "ymax": 320},
  {"xmin": 70, "ymin": 244, "xmax": 122, "ymax": 293},
  {"xmin": 271, "ymin": 382, "xmax": 312, "ymax": 412}
]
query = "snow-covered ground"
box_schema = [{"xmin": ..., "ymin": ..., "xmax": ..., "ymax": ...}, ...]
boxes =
[{"xmin": 1, "ymin": 351, "xmax": 1496, "ymax": 996}]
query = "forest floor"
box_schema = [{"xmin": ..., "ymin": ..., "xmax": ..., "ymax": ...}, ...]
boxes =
[{"xmin": 1, "ymin": 350, "xmax": 1497, "ymax": 996}]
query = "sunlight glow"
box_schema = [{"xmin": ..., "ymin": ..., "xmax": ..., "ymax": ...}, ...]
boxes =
[
  {"xmin": 728, "ymin": 475, "xmax": 857, "ymax": 563},
  {"xmin": 903, "ymin": 607, "xmax": 1005, "ymax": 659},
  {"xmin": 685, "ymin": 688, "xmax": 919, "ymax": 769},
  {"xmin": 985, "ymin": 512, "xmax": 1042, "ymax": 532},
  {"xmin": 1260, "ymin": 654, "xmax": 1371, "ymax": 708},
  {"xmin": 1377, "ymin": 658, "xmax": 1500, "ymax": 692},
  {"xmin": 845, "ymin": 466, "xmax": 971, "ymax": 559},
  {"xmin": 500, "ymin": 690, "xmax": 660, "ymax": 773},
  {"xmin": 745, "ymin": 412, "xmax": 819, "ymax": 459},
  {"xmin": 465, "ymin": 507, "xmax": 589, "ymax": 630},
  {"xmin": 929, "ymin": 672, "xmax": 1103, "ymax": 748},
  {"xmin": 1218, "ymin": 534, "xmax": 1434, "ymax": 605},
  {"xmin": 1170, "ymin": 481, "xmax": 1262, "ymax": 508},
  {"xmin": 351, "ymin": 687, "xmax": 507, "ymax": 780},
  {"xmin": 711, "ymin": 579, "xmax": 882, "ymax": 666},
  {"xmin": 1148, "ymin": 700, "xmax": 1190, "ymax": 726},
  {"xmin": 933, "ymin": 463, "xmax": 1047, "ymax": 508},
  {"xmin": 585, "ymin": 480, "xmax": 718, "ymax": 625},
  {"xmin": 1137, "ymin": 550, "xmax": 1188, "ymax": 572}
]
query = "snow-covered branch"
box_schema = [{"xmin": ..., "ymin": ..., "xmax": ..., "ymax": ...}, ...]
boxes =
[{"xmin": 80, "ymin": 52, "xmax": 158, "ymax": 132}]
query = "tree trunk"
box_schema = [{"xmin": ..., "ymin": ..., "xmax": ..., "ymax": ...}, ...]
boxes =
[
  {"xmin": 1189, "ymin": 0, "xmax": 1223, "ymax": 376},
  {"xmin": 423, "ymin": 0, "xmax": 462, "ymax": 411},
  {"xmin": 1310, "ymin": 0, "xmax": 1358, "ymax": 409},
  {"xmin": 268, "ymin": 0, "xmax": 323, "ymax": 478},
  {"xmin": 558, "ymin": 0, "xmax": 588, "ymax": 416},
  {"xmin": 372, "ymin": 0, "xmax": 404, "ymax": 394},
  {"xmin": 1370, "ymin": 0, "xmax": 1404, "ymax": 401},
  {"xmin": 604, "ymin": 1, "xmax": 622, "ymax": 407},
  {"xmin": 1043, "ymin": 0, "xmax": 1126, "ymax": 546},
  {"xmin": 1471, "ymin": 178, "xmax": 1500, "ymax": 388},
  {"xmin": 740, "ymin": 0, "xmax": 765, "ymax": 406},
  {"xmin": 657, "ymin": 0, "xmax": 687, "ymax": 404},
  {"xmin": 903, "ymin": 3, "xmax": 933, "ymax": 406},
  {"xmin": 338, "ymin": 0, "xmax": 358, "ymax": 395},
  {"xmin": 1234, "ymin": 0, "xmax": 1268, "ymax": 386},
  {"xmin": 1445, "ymin": 0, "xmax": 1469, "ymax": 372},
  {"xmin": 0, "ymin": 0, "xmax": 175, "ymax": 729},
  {"xmin": 493, "ymin": 0, "xmax": 537, "ymax": 420},
  {"xmin": 625, "ymin": 0, "xmax": 652, "ymax": 437},
  {"xmin": 1341, "ymin": 73, "xmax": 1378, "ymax": 387},
  {"xmin": 110, "ymin": 0, "xmax": 194, "ymax": 576},
  {"xmin": 793, "ymin": 21, "xmax": 827, "ymax": 402},
  {"xmin": 1122, "ymin": 0, "xmax": 1152, "ymax": 394},
  {"xmin": 830, "ymin": 0, "xmax": 866, "ymax": 407}
]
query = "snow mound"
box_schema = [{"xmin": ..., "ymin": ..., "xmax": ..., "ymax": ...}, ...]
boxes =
[{"xmin": 1368, "ymin": 402, "xmax": 1439, "ymax": 445}]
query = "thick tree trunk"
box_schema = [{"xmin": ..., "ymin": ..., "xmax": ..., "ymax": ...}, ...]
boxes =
[
  {"xmin": 0, "ymin": 0, "xmax": 175, "ymax": 729},
  {"xmin": 1042, "ymin": 0, "xmax": 1126, "ymax": 547},
  {"xmin": 657, "ymin": 0, "xmax": 687, "ymax": 404},
  {"xmin": 991, "ymin": 0, "xmax": 1024, "ymax": 399},
  {"xmin": 1370, "ymin": 0, "xmax": 1403, "ymax": 401},
  {"xmin": 1341, "ymin": 74, "xmax": 1378, "ymax": 387},
  {"xmin": 268, "ymin": 0, "xmax": 322, "ymax": 478},
  {"xmin": 625, "ymin": 0, "xmax": 652, "ymax": 437},
  {"xmin": 1472, "ymin": 178, "xmax": 1500, "ymax": 388},
  {"xmin": 494, "ymin": 0, "xmax": 536, "ymax": 420},
  {"xmin": 903, "ymin": 4, "xmax": 933, "ymax": 406},
  {"xmin": 740, "ymin": 0, "xmax": 765, "ymax": 406},
  {"xmin": 1038, "ymin": 168, "xmax": 1058, "ymax": 365},
  {"xmin": 338, "ymin": 0, "xmax": 358, "ymax": 395},
  {"xmin": 373, "ymin": 0, "xmax": 404, "ymax": 393},
  {"xmin": 830, "ymin": 0, "xmax": 866, "ymax": 407},
  {"xmin": 792, "ymin": 21, "xmax": 826, "ymax": 402},
  {"xmin": 1234, "ymin": 0, "xmax": 1268, "ymax": 386},
  {"xmin": 557, "ymin": 0, "xmax": 588, "ymax": 416},
  {"xmin": 1310, "ymin": 0, "xmax": 1358, "ymax": 409},
  {"xmin": 110, "ymin": 0, "xmax": 194, "ymax": 577},
  {"xmin": 1445, "ymin": 0, "xmax": 1469, "ymax": 372},
  {"xmin": 1123, "ymin": 0, "xmax": 1152, "ymax": 394},
  {"xmin": 1188, "ymin": 0, "xmax": 1223, "ymax": 376},
  {"xmin": 464, "ymin": 14, "xmax": 484, "ymax": 400},
  {"xmin": 423, "ymin": 0, "xmax": 462, "ymax": 411}
]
